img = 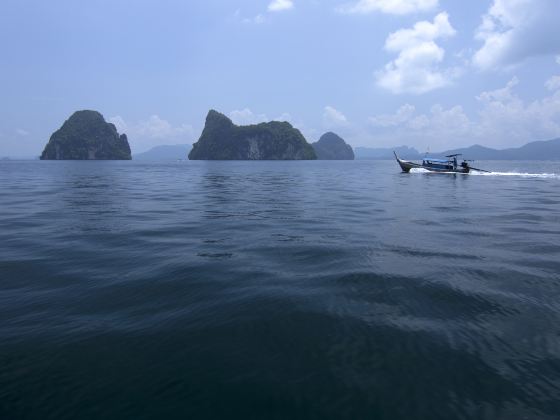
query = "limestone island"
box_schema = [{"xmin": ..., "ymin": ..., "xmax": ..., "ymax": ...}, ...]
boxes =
[
  {"xmin": 188, "ymin": 110, "xmax": 316, "ymax": 160},
  {"xmin": 40, "ymin": 110, "xmax": 131, "ymax": 160},
  {"xmin": 312, "ymin": 132, "xmax": 355, "ymax": 160}
]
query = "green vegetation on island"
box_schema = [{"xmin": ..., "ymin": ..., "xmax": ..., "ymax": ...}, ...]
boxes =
[
  {"xmin": 312, "ymin": 132, "xmax": 355, "ymax": 160},
  {"xmin": 188, "ymin": 110, "xmax": 316, "ymax": 160},
  {"xmin": 40, "ymin": 110, "xmax": 131, "ymax": 160}
]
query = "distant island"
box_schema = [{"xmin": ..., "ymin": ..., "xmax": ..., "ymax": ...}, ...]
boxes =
[
  {"xmin": 133, "ymin": 137, "xmax": 560, "ymax": 162},
  {"xmin": 312, "ymin": 132, "xmax": 354, "ymax": 160},
  {"xmin": 135, "ymin": 132, "xmax": 354, "ymax": 161},
  {"xmin": 188, "ymin": 110, "xmax": 316, "ymax": 160},
  {"xmin": 134, "ymin": 144, "xmax": 192, "ymax": 161},
  {"xmin": 35, "ymin": 109, "xmax": 560, "ymax": 162},
  {"xmin": 40, "ymin": 110, "xmax": 131, "ymax": 160},
  {"xmin": 355, "ymin": 138, "xmax": 560, "ymax": 160},
  {"xmin": 433, "ymin": 138, "xmax": 560, "ymax": 160}
]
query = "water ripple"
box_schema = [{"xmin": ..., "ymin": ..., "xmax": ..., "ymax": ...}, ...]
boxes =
[{"xmin": 1, "ymin": 160, "xmax": 560, "ymax": 419}]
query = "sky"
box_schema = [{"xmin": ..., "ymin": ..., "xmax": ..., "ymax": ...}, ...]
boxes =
[{"xmin": 1, "ymin": 0, "xmax": 560, "ymax": 156}]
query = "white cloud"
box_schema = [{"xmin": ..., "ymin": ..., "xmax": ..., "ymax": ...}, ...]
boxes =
[
  {"xmin": 243, "ymin": 14, "xmax": 265, "ymax": 24},
  {"xmin": 108, "ymin": 116, "xmax": 127, "ymax": 133},
  {"xmin": 477, "ymin": 76, "xmax": 519, "ymax": 103},
  {"xmin": 274, "ymin": 112, "xmax": 293, "ymax": 122},
  {"xmin": 475, "ymin": 77, "xmax": 560, "ymax": 144},
  {"xmin": 112, "ymin": 115, "xmax": 193, "ymax": 139},
  {"xmin": 228, "ymin": 109, "xmax": 318, "ymax": 141},
  {"xmin": 367, "ymin": 76, "xmax": 560, "ymax": 150},
  {"xmin": 376, "ymin": 12, "xmax": 457, "ymax": 95},
  {"xmin": 138, "ymin": 115, "xmax": 193, "ymax": 139},
  {"xmin": 253, "ymin": 14, "xmax": 266, "ymax": 24},
  {"xmin": 235, "ymin": 0, "xmax": 293, "ymax": 25},
  {"xmin": 369, "ymin": 104, "xmax": 415, "ymax": 127},
  {"xmin": 556, "ymin": 56, "xmax": 560, "ymax": 65},
  {"xmin": 545, "ymin": 76, "xmax": 560, "ymax": 91},
  {"xmin": 473, "ymin": 0, "xmax": 560, "ymax": 70},
  {"xmin": 228, "ymin": 109, "xmax": 304, "ymax": 126},
  {"xmin": 15, "ymin": 128, "xmax": 30, "ymax": 136},
  {"xmin": 338, "ymin": 0, "xmax": 438, "ymax": 15},
  {"xmin": 370, "ymin": 103, "xmax": 470, "ymax": 146},
  {"xmin": 323, "ymin": 106, "xmax": 348, "ymax": 127},
  {"xmin": 229, "ymin": 108, "xmax": 268, "ymax": 125},
  {"xmin": 232, "ymin": 9, "xmax": 266, "ymax": 25},
  {"xmin": 276, "ymin": 112, "xmax": 319, "ymax": 141},
  {"xmin": 247, "ymin": 14, "xmax": 266, "ymax": 24},
  {"xmin": 366, "ymin": 103, "xmax": 471, "ymax": 150},
  {"xmin": 109, "ymin": 115, "xmax": 196, "ymax": 153},
  {"xmin": 268, "ymin": 0, "xmax": 294, "ymax": 12}
]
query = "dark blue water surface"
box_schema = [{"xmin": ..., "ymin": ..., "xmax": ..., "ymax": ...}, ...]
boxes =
[{"xmin": 1, "ymin": 160, "xmax": 560, "ymax": 420}]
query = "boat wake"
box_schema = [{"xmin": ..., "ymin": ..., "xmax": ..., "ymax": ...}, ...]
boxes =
[
  {"xmin": 409, "ymin": 168, "xmax": 559, "ymax": 179},
  {"xmin": 470, "ymin": 171, "xmax": 560, "ymax": 179},
  {"xmin": 409, "ymin": 168, "xmax": 466, "ymax": 175}
]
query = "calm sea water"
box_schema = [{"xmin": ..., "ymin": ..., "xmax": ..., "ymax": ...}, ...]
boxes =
[{"xmin": 1, "ymin": 160, "xmax": 560, "ymax": 420}]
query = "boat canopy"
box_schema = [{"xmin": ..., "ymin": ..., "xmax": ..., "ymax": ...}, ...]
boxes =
[{"xmin": 423, "ymin": 158, "xmax": 450, "ymax": 163}]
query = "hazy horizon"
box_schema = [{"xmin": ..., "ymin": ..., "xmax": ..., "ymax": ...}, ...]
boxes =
[{"xmin": 1, "ymin": 0, "xmax": 560, "ymax": 156}]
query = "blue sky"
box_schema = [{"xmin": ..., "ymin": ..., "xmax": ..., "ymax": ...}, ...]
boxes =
[{"xmin": 1, "ymin": 0, "xmax": 560, "ymax": 156}]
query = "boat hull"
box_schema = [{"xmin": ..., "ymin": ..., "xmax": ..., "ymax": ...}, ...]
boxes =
[{"xmin": 394, "ymin": 152, "xmax": 470, "ymax": 174}]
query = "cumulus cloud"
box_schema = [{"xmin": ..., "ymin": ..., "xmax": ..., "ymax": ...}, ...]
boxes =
[
  {"xmin": 338, "ymin": 0, "xmax": 438, "ymax": 15},
  {"xmin": 376, "ymin": 12, "xmax": 457, "ymax": 94},
  {"xmin": 369, "ymin": 103, "xmax": 470, "ymax": 150},
  {"xmin": 247, "ymin": 14, "xmax": 266, "ymax": 24},
  {"xmin": 276, "ymin": 112, "xmax": 320, "ymax": 141},
  {"xmin": 323, "ymin": 106, "xmax": 348, "ymax": 127},
  {"xmin": 228, "ymin": 109, "xmax": 305, "ymax": 126},
  {"xmin": 228, "ymin": 109, "xmax": 318, "ymax": 141},
  {"xmin": 473, "ymin": 0, "xmax": 560, "ymax": 70},
  {"xmin": 232, "ymin": 10, "xmax": 266, "ymax": 25},
  {"xmin": 112, "ymin": 115, "xmax": 194, "ymax": 139},
  {"xmin": 268, "ymin": 0, "xmax": 294, "ymax": 12},
  {"xmin": 476, "ymin": 76, "xmax": 519, "ymax": 103},
  {"xmin": 109, "ymin": 115, "xmax": 195, "ymax": 153},
  {"xmin": 545, "ymin": 57, "xmax": 560, "ymax": 91},
  {"xmin": 273, "ymin": 112, "xmax": 290, "ymax": 121},
  {"xmin": 545, "ymin": 76, "xmax": 560, "ymax": 91},
  {"xmin": 235, "ymin": 0, "xmax": 292, "ymax": 25},
  {"xmin": 229, "ymin": 108, "xmax": 268, "ymax": 125},
  {"xmin": 369, "ymin": 104, "xmax": 416, "ymax": 127},
  {"xmin": 367, "ymin": 76, "xmax": 560, "ymax": 150},
  {"xmin": 475, "ymin": 77, "xmax": 560, "ymax": 144}
]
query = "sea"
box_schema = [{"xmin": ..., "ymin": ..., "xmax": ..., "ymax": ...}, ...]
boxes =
[{"xmin": 1, "ymin": 159, "xmax": 560, "ymax": 420}]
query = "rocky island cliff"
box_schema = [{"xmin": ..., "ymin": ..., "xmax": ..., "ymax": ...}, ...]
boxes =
[
  {"xmin": 40, "ymin": 110, "xmax": 131, "ymax": 160},
  {"xmin": 312, "ymin": 132, "xmax": 354, "ymax": 160},
  {"xmin": 188, "ymin": 110, "xmax": 316, "ymax": 160}
]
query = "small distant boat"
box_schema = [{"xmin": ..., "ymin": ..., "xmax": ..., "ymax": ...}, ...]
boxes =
[{"xmin": 394, "ymin": 152, "xmax": 490, "ymax": 174}]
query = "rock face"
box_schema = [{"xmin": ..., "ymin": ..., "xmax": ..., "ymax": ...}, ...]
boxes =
[
  {"xmin": 188, "ymin": 110, "xmax": 316, "ymax": 160},
  {"xmin": 312, "ymin": 132, "xmax": 354, "ymax": 160},
  {"xmin": 40, "ymin": 110, "xmax": 131, "ymax": 160}
]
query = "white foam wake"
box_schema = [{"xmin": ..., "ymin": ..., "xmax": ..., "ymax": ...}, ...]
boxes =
[
  {"xmin": 409, "ymin": 168, "xmax": 466, "ymax": 175},
  {"xmin": 470, "ymin": 171, "xmax": 560, "ymax": 179},
  {"xmin": 408, "ymin": 168, "xmax": 560, "ymax": 179}
]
